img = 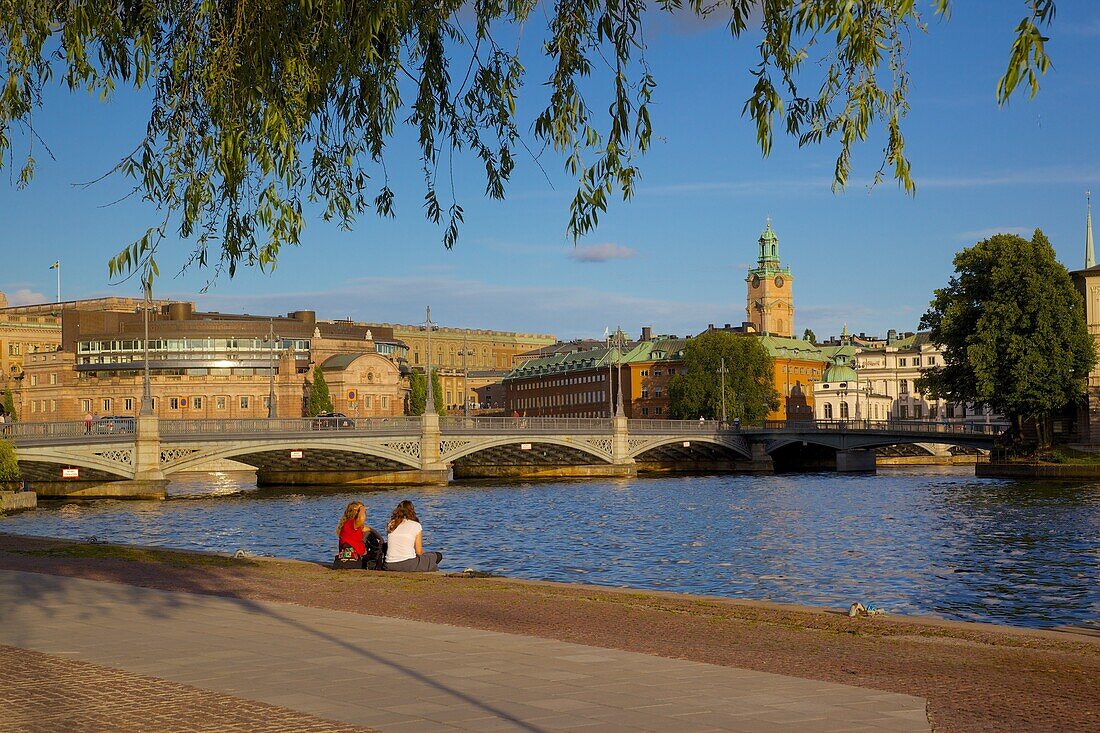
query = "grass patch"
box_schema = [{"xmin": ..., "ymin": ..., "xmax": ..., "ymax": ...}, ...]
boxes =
[
  {"xmin": 1036, "ymin": 446, "xmax": 1100, "ymax": 465},
  {"xmin": 15, "ymin": 543, "xmax": 259, "ymax": 568}
]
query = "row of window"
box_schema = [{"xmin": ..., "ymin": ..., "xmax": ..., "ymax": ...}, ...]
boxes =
[
  {"xmin": 512, "ymin": 391, "xmax": 608, "ymax": 410},
  {"xmin": 77, "ymin": 338, "xmax": 311, "ymax": 353},
  {"xmin": 638, "ymin": 407, "xmax": 664, "ymax": 416},
  {"xmin": 514, "ymin": 374, "xmax": 607, "ymax": 389}
]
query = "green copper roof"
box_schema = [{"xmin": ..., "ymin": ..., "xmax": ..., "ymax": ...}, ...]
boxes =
[
  {"xmin": 759, "ymin": 220, "xmax": 778, "ymax": 243},
  {"xmin": 821, "ymin": 363, "xmax": 858, "ymax": 383}
]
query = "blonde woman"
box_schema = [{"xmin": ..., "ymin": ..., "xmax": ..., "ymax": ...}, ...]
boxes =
[
  {"xmin": 333, "ymin": 501, "xmax": 383, "ymax": 569},
  {"xmin": 384, "ymin": 500, "xmax": 442, "ymax": 572}
]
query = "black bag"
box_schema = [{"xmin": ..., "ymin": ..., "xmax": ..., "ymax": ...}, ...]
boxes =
[
  {"xmin": 332, "ymin": 544, "xmax": 362, "ymax": 570},
  {"xmin": 363, "ymin": 531, "xmax": 387, "ymax": 571}
]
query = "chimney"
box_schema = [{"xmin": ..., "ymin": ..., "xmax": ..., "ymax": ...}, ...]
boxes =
[{"xmin": 641, "ymin": 326, "xmax": 652, "ymax": 341}]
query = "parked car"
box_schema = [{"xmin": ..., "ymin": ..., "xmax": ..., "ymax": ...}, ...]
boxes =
[
  {"xmin": 94, "ymin": 415, "xmax": 136, "ymax": 434},
  {"xmin": 311, "ymin": 412, "xmax": 355, "ymax": 430}
]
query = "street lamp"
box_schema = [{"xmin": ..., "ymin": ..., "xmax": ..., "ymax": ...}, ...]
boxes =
[
  {"xmin": 419, "ymin": 306, "xmax": 438, "ymax": 414},
  {"xmin": 460, "ymin": 330, "xmax": 475, "ymax": 417},
  {"xmin": 264, "ymin": 318, "xmax": 278, "ymax": 418},
  {"xmin": 613, "ymin": 327, "xmax": 626, "ymax": 417},
  {"xmin": 717, "ymin": 357, "xmax": 728, "ymax": 425},
  {"xmin": 139, "ymin": 278, "xmax": 154, "ymax": 416}
]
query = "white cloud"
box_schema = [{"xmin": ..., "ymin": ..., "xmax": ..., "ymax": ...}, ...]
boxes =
[
  {"xmin": 1, "ymin": 288, "xmax": 49, "ymax": 306},
  {"xmin": 955, "ymin": 226, "xmax": 1032, "ymax": 242},
  {"xmin": 566, "ymin": 243, "xmax": 638, "ymax": 263}
]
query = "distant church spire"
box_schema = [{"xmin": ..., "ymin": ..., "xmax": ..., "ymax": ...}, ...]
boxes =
[{"xmin": 1087, "ymin": 191, "xmax": 1095, "ymax": 269}]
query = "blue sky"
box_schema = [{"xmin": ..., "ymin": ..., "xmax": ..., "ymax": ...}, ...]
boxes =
[{"xmin": 1, "ymin": 2, "xmax": 1098, "ymax": 341}]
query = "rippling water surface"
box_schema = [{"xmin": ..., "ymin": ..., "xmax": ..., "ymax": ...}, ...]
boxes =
[{"xmin": 4, "ymin": 467, "xmax": 1099, "ymax": 628}]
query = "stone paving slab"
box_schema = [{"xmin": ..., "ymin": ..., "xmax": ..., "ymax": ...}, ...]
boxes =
[
  {"xmin": 0, "ymin": 569, "xmax": 929, "ymax": 732},
  {"xmin": 0, "ymin": 644, "xmax": 379, "ymax": 733}
]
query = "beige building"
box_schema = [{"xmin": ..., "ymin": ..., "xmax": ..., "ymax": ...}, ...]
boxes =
[
  {"xmin": 18, "ymin": 303, "xmax": 408, "ymax": 421},
  {"xmin": 813, "ymin": 353, "xmax": 892, "ymax": 421},
  {"xmin": 365, "ymin": 322, "xmax": 556, "ymax": 412}
]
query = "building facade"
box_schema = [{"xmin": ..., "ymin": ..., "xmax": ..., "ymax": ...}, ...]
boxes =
[
  {"xmin": 813, "ymin": 353, "xmax": 892, "ymax": 421},
  {"xmin": 18, "ymin": 303, "xmax": 408, "ymax": 421},
  {"xmin": 363, "ymin": 322, "xmax": 556, "ymax": 411}
]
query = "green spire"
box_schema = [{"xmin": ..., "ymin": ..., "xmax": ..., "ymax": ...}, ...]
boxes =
[
  {"xmin": 1087, "ymin": 191, "xmax": 1095, "ymax": 269},
  {"xmin": 758, "ymin": 217, "xmax": 779, "ymax": 265}
]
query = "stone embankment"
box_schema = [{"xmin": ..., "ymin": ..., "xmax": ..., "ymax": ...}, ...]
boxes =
[{"xmin": 0, "ymin": 490, "xmax": 35, "ymax": 513}]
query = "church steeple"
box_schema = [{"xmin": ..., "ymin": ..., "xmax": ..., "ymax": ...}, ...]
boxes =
[
  {"xmin": 757, "ymin": 217, "xmax": 780, "ymax": 268},
  {"xmin": 1087, "ymin": 191, "xmax": 1095, "ymax": 269}
]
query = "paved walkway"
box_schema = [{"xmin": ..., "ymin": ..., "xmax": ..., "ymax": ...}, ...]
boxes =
[{"xmin": 0, "ymin": 569, "xmax": 929, "ymax": 733}]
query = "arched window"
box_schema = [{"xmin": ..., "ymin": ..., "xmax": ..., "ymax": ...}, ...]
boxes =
[
  {"xmin": 824, "ymin": 403, "xmax": 833, "ymax": 419},
  {"xmin": 840, "ymin": 402, "xmax": 849, "ymax": 419}
]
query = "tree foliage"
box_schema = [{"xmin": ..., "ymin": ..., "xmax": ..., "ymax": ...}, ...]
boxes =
[
  {"xmin": 668, "ymin": 330, "xmax": 778, "ymax": 422},
  {"xmin": 0, "ymin": 440, "xmax": 19, "ymax": 482},
  {"xmin": 0, "ymin": 1, "xmax": 1056, "ymax": 284},
  {"xmin": 408, "ymin": 369, "xmax": 444, "ymax": 416},
  {"xmin": 802, "ymin": 328, "xmax": 816, "ymax": 344},
  {"xmin": 918, "ymin": 230, "xmax": 1095, "ymax": 445},
  {"xmin": 1, "ymin": 388, "xmax": 15, "ymax": 422},
  {"xmin": 308, "ymin": 366, "xmax": 334, "ymax": 416}
]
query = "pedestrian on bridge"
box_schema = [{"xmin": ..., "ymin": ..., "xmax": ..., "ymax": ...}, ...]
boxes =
[{"xmin": 83, "ymin": 412, "xmax": 93, "ymax": 435}]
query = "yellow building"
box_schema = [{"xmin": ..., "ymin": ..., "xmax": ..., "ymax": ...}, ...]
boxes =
[{"xmin": 365, "ymin": 322, "xmax": 556, "ymax": 412}]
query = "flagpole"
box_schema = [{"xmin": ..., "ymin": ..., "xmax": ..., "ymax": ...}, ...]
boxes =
[{"xmin": 56, "ymin": 262, "xmax": 61, "ymax": 303}]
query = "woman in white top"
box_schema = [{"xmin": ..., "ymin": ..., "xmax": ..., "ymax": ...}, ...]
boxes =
[{"xmin": 383, "ymin": 500, "xmax": 442, "ymax": 572}]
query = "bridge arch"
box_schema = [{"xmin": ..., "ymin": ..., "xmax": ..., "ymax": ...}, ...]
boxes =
[
  {"xmin": 160, "ymin": 438, "xmax": 423, "ymax": 474},
  {"xmin": 442, "ymin": 436, "xmax": 615, "ymax": 465},
  {"xmin": 628, "ymin": 435, "xmax": 752, "ymax": 461},
  {"xmin": 16, "ymin": 446, "xmax": 135, "ymax": 481}
]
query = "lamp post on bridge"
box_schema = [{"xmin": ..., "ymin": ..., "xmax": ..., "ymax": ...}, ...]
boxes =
[
  {"xmin": 419, "ymin": 306, "xmax": 438, "ymax": 415},
  {"xmin": 264, "ymin": 319, "xmax": 279, "ymax": 419},
  {"xmin": 613, "ymin": 327, "xmax": 626, "ymax": 418},
  {"xmin": 140, "ymin": 278, "xmax": 154, "ymax": 416},
  {"xmin": 460, "ymin": 330, "xmax": 475, "ymax": 418},
  {"xmin": 717, "ymin": 357, "xmax": 728, "ymax": 426}
]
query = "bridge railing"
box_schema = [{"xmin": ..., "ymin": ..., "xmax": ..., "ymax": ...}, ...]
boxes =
[
  {"xmin": 626, "ymin": 419, "xmax": 728, "ymax": 434},
  {"xmin": 3, "ymin": 421, "xmax": 134, "ymax": 443},
  {"xmin": 439, "ymin": 416, "xmax": 612, "ymax": 434},
  {"xmin": 755, "ymin": 419, "xmax": 1004, "ymax": 435},
  {"xmin": 160, "ymin": 416, "xmax": 422, "ymax": 437}
]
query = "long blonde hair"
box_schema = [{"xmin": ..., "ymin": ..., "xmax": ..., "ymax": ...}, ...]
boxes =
[
  {"xmin": 387, "ymin": 499, "xmax": 419, "ymax": 533},
  {"xmin": 336, "ymin": 501, "xmax": 365, "ymax": 535}
]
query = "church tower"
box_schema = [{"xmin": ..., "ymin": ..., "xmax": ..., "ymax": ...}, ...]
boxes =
[{"xmin": 745, "ymin": 219, "xmax": 795, "ymax": 337}]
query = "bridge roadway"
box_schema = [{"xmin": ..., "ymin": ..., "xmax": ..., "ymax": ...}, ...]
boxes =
[{"xmin": 5, "ymin": 415, "xmax": 1000, "ymax": 499}]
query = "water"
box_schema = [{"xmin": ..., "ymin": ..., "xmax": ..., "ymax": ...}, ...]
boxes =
[{"xmin": 3, "ymin": 467, "xmax": 1099, "ymax": 629}]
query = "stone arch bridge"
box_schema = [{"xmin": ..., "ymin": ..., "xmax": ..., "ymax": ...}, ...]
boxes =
[{"xmin": 7, "ymin": 415, "xmax": 1000, "ymax": 499}]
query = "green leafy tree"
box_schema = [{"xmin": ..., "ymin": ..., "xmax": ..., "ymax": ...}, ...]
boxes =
[
  {"xmin": 802, "ymin": 328, "xmax": 817, "ymax": 344},
  {"xmin": 0, "ymin": 440, "xmax": 19, "ymax": 483},
  {"xmin": 0, "ymin": 2, "xmax": 1055, "ymax": 283},
  {"xmin": 408, "ymin": 369, "xmax": 445, "ymax": 417},
  {"xmin": 1, "ymin": 388, "xmax": 15, "ymax": 422},
  {"xmin": 308, "ymin": 366, "xmax": 334, "ymax": 416},
  {"xmin": 918, "ymin": 229, "xmax": 1095, "ymax": 448},
  {"xmin": 668, "ymin": 331, "xmax": 778, "ymax": 422}
]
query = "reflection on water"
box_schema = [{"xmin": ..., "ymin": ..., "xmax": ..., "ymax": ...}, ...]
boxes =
[{"xmin": 4, "ymin": 467, "xmax": 1099, "ymax": 629}]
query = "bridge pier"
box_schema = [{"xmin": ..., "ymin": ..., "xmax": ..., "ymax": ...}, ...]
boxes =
[{"xmin": 836, "ymin": 448, "xmax": 877, "ymax": 473}]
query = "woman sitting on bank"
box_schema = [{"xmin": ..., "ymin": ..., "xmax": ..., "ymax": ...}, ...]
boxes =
[
  {"xmin": 384, "ymin": 500, "xmax": 442, "ymax": 572},
  {"xmin": 334, "ymin": 501, "xmax": 382, "ymax": 569}
]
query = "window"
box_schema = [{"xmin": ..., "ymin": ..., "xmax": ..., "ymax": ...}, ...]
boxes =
[
  {"xmin": 899, "ymin": 357, "xmax": 907, "ymax": 367},
  {"xmin": 914, "ymin": 404, "xmax": 923, "ymax": 419},
  {"xmin": 840, "ymin": 402, "xmax": 849, "ymax": 419},
  {"xmin": 262, "ymin": 396, "xmax": 271, "ymax": 409},
  {"xmin": 900, "ymin": 380, "xmax": 909, "ymax": 394},
  {"xmin": 914, "ymin": 357, "xmax": 922, "ymax": 367},
  {"xmin": 655, "ymin": 407, "xmax": 663, "ymax": 415},
  {"xmin": 170, "ymin": 398, "xmax": 179, "ymax": 410},
  {"xmin": 824, "ymin": 403, "xmax": 833, "ymax": 419},
  {"xmin": 946, "ymin": 404, "xmax": 955, "ymax": 418},
  {"xmin": 50, "ymin": 400, "xmax": 57, "ymax": 412},
  {"xmin": 102, "ymin": 399, "xmax": 111, "ymax": 412},
  {"xmin": 240, "ymin": 396, "xmax": 250, "ymax": 409},
  {"xmin": 641, "ymin": 388, "xmax": 649, "ymax": 398},
  {"xmin": 381, "ymin": 396, "xmax": 389, "ymax": 408},
  {"xmin": 899, "ymin": 405, "xmax": 909, "ymax": 419},
  {"xmin": 124, "ymin": 398, "xmax": 134, "ymax": 412},
  {"xmin": 30, "ymin": 375, "xmax": 37, "ymax": 386},
  {"xmin": 49, "ymin": 373, "xmax": 57, "ymax": 385},
  {"xmin": 216, "ymin": 396, "xmax": 227, "ymax": 410},
  {"xmin": 364, "ymin": 395, "xmax": 373, "ymax": 408},
  {"xmin": 81, "ymin": 399, "xmax": 91, "ymax": 412},
  {"xmin": 654, "ymin": 389, "xmax": 662, "ymax": 398},
  {"xmin": 7, "ymin": 343, "xmax": 19, "ymax": 356},
  {"xmin": 193, "ymin": 397, "xmax": 203, "ymax": 409},
  {"xmin": 641, "ymin": 407, "xmax": 649, "ymax": 416}
]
